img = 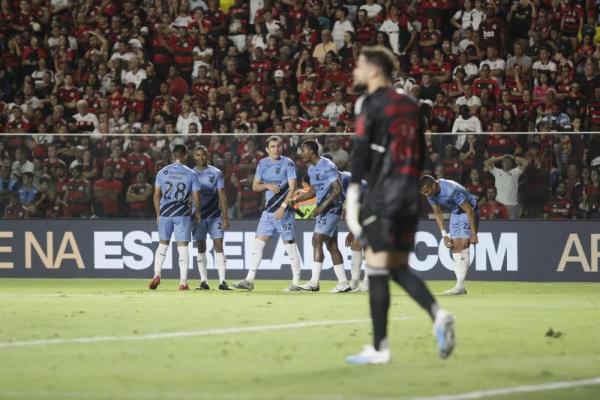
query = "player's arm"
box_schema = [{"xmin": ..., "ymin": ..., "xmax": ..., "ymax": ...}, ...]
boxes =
[
  {"xmin": 153, "ymin": 185, "xmax": 161, "ymax": 224},
  {"xmin": 431, "ymin": 203, "xmax": 453, "ymax": 248},
  {"xmin": 217, "ymin": 188, "xmax": 230, "ymax": 229},
  {"xmin": 314, "ymin": 180, "xmax": 341, "ymax": 215},
  {"xmin": 192, "ymin": 190, "xmax": 201, "ymax": 223},
  {"xmin": 252, "ymin": 175, "xmax": 279, "ymax": 193},
  {"xmin": 274, "ymin": 178, "xmax": 297, "ymax": 220},
  {"xmin": 459, "ymin": 201, "xmax": 479, "ymax": 244},
  {"xmin": 292, "ymin": 185, "xmax": 316, "ymax": 204}
]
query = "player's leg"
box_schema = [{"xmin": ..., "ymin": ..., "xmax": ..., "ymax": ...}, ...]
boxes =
[
  {"xmin": 149, "ymin": 217, "xmax": 173, "ymax": 289},
  {"xmin": 234, "ymin": 212, "xmax": 272, "ymax": 290},
  {"xmin": 209, "ymin": 216, "xmax": 232, "ymax": 290},
  {"xmin": 193, "ymin": 218, "xmax": 210, "ymax": 290},
  {"xmin": 173, "ymin": 216, "xmax": 192, "ymax": 290},
  {"xmin": 327, "ymin": 232, "xmax": 351, "ymax": 293},
  {"xmin": 350, "ymin": 237, "xmax": 364, "ymax": 290},
  {"xmin": 277, "ymin": 210, "xmax": 302, "ymax": 290},
  {"xmin": 300, "ymin": 232, "xmax": 325, "ymax": 291},
  {"xmin": 444, "ymin": 214, "xmax": 471, "ymax": 295}
]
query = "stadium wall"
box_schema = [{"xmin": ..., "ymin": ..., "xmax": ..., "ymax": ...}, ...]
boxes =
[{"xmin": 0, "ymin": 220, "xmax": 598, "ymax": 282}]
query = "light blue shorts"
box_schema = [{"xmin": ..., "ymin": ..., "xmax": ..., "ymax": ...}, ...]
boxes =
[
  {"xmin": 314, "ymin": 211, "xmax": 340, "ymax": 238},
  {"xmin": 256, "ymin": 210, "xmax": 296, "ymax": 241},
  {"xmin": 449, "ymin": 211, "xmax": 479, "ymax": 239},
  {"xmin": 193, "ymin": 216, "xmax": 224, "ymax": 241},
  {"xmin": 159, "ymin": 216, "xmax": 191, "ymax": 242}
]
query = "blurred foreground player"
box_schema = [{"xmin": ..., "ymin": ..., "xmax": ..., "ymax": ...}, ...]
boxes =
[
  {"xmin": 192, "ymin": 145, "xmax": 232, "ymax": 291},
  {"xmin": 345, "ymin": 46, "xmax": 455, "ymax": 364},
  {"xmin": 420, "ymin": 176, "xmax": 479, "ymax": 295},
  {"xmin": 149, "ymin": 144, "xmax": 201, "ymax": 290}
]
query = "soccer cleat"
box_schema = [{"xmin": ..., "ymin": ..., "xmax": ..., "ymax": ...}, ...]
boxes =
[
  {"xmin": 349, "ymin": 279, "xmax": 360, "ymax": 290},
  {"xmin": 178, "ymin": 283, "xmax": 190, "ymax": 290},
  {"xmin": 331, "ymin": 282, "xmax": 352, "ymax": 293},
  {"xmin": 346, "ymin": 345, "xmax": 391, "ymax": 365},
  {"xmin": 218, "ymin": 281, "xmax": 233, "ymax": 291},
  {"xmin": 443, "ymin": 287, "xmax": 467, "ymax": 296},
  {"xmin": 233, "ymin": 279, "xmax": 254, "ymax": 291},
  {"xmin": 299, "ymin": 281, "xmax": 320, "ymax": 292},
  {"xmin": 195, "ymin": 281, "xmax": 210, "ymax": 291},
  {"xmin": 282, "ymin": 283, "xmax": 302, "ymax": 292},
  {"xmin": 148, "ymin": 276, "xmax": 161, "ymax": 290},
  {"xmin": 433, "ymin": 310, "xmax": 455, "ymax": 359}
]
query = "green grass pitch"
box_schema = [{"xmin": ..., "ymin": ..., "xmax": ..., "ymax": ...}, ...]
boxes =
[{"xmin": 1, "ymin": 279, "xmax": 600, "ymax": 400}]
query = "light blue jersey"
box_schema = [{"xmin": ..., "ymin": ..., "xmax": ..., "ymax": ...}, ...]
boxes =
[
  {"xmin": 192, "ymin": 165, "xmax": 225, "ymax": 241},
  {"xmin": 309, "ymin": 157, "xmax": 342, "ymax": 237},
  {"xmin": 339, "ymin": 171, "xmax": 367, "ymax": 202},
  {"xmin": 193, "ymin": 165, "xmax": 224, "ymax": 219},
  {"xmin": 256, "ymin": 156, "xmax": 297, "ymax": 213},
  {"xmin": 426, "ymin": 179, "xmax": 477, "ymax": 214},
  {"xmin": 155, "ymin": 162, "xmax": 200, "ymax": 242},
  {"xmin": 308, "ymin": 157, "xmax": 341, "ymax": 214},
  {"xmin": 426, "ymin": 179, "xmax": 479, "ymax": 239}
]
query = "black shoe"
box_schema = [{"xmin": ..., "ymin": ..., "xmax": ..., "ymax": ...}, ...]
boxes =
[
  {"xmin": 195, "ymin": 281, "xmax": 210, "ymax": 290},
  {"xmin": 219, "ymin": 281, "xmax": 233, "ymax": 291}
]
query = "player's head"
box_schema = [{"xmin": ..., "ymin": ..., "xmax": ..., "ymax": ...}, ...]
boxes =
[
  {"xmin": 300, "ymin": 139, "xmax": 319, "ymax": 163},
  {"xmin": 353, "ymin": 46, "xmax": 396, "ymax": 91},
  {"xmin": 172, "ymin": 144, "xmax": 188, "ymax": 162},
  {"xmin": 266, "ymin": 135, "xmax": 282, "ymax": 160},
  {"xmin": 419, "ymin": 174, "xmax": 438, "ymax": 197},
  {"xmin": 194, "ymin": 145, "xmax": 208, "ymax": 167}
]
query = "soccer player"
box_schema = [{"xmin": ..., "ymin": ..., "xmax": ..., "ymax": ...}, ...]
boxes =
[
  {"xmin": 192, "ymin": 145, "xmax": 232, "ymax": 291},
  {"xmin": 345, "ymin": 46, "xmax": 455, "ymax": 364},
  {"xmin": 340, "ymin": 170, "xmax": 368, "ymax": 291},
  {"xmin": 149, "ymin": 144, "xmax": 201, "ymax": 290},
  {"xmin": 234, "ymin": 136, "xmax": 302, "ymax": 291},
  {"xmin": 419, "ymin": 175, "xmax": 479, "ymax": 295},
  {"xmin": 293, "ymin": 140, "xmax": 349, "ymax": 293}
]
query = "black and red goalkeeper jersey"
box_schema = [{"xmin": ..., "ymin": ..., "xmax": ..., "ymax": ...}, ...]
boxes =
[{"xmin": 351, "ymin": 87, "xmax": 424, "ymax": 212}]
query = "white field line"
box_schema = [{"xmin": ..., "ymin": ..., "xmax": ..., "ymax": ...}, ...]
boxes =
[
  {"xmin": 0, "ymin": 317, "xmax": 412, "ymax": 349},
  {"xmin": 1, "ymin": 377, "xmax": 600, "ymax": 400},
  {"xmin": 410, "ymin": 376, "xmax": 600, "ymax": 400}
]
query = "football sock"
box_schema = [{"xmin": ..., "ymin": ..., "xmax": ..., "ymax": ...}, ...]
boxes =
[
  {"xmin": 453, "ymin": 249, "xmax": 469, "ymax": 289},
  {"xmin": 245, "ymin": 238, "xmax": 266, "ymax": 282},
  {"xmin": 333, "ymin": 263, "xmax": 348, "ymax": 284},
  {"xmin": 367, "ymin": 267, "xmax": 390, "ymax": 351},
  {"xmin": 177, "ymin": 246, "xmax": 189, "ymax": 285},
  {"xmin": 197, "ymin": 253, "xmax": 208, "ymax": 282},
  {"xmin": 310, "ymin": 261, "xmax": 323, "ymax": 283},
  {"xmin": 215, "ymin": 252, "xmax": 226, "ymax": 283},
  {"xmin": 350, "ymin": 250, "xmax": 363, "ymax": 282},
  {"xmin": 153, "ymin": 243, "xmax": 168, "ymax": 278},
  {"xmin": 390, "ymin": 267, "xmax": 437, "ymax": 321},
  {"xmin": 284, "ymin": 243, "xmax": 301, "ymax": 285}
]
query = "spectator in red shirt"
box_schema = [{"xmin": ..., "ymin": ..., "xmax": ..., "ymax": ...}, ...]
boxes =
[
  {"xmin": 103, "ymin": 143, "xmax": 129, "ymax": 181},
  {"xmin": 480, "ymin": 187, "xmax": 510, "ymax": 219},
  {"xmin": 63, "ymin": 163, "xmax": 92, "ymax": 218},
  {"xmin": 126, "ymin": 171, "xmax": 153, "ymax": 218},
  {"xmin": 544, "ymin": 182, "xmax": 576, "ymax": 219},
  {"xmin": 127, "ymin": 139, "xmax": 154, "ymax": 183},
  {"xmin": 93, "ymin": 166, "xmax": 122, "ymax": 218}
]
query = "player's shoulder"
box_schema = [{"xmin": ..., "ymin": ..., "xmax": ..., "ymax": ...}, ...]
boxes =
[
  {"xmin": 280, "ymin": 156, "xmax": 296, "ymax": 167},
  {"xmin": 206, "ymin": 165, "xmax": 223, "ymax": 175}
]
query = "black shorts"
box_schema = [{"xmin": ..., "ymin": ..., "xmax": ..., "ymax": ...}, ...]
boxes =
[{"xmin": 360, "ymin": 200, "xmax": 418, "ymax": 253}]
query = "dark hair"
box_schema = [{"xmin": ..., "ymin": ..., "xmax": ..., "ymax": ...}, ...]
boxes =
[
  {"xmin": 418, "ymin": 174, "xmax": 436, "ymax": 188},
  {"xmin": 359, "ymin": 46, "xmax": 396, "ymax": 80},
  {"xmin": 172, "ymin": 144, "xmax": 188, "ymax": 158},
  {"xmin": 194, "ymin": 145, "xmax": 208, "ymax": 152},
  {"xmin": 301, "ymin": 139, "xmax": 319, "ymax": 155}
]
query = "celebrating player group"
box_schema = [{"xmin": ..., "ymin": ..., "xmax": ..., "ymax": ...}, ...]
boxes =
[{"xmin": 148, "ymin": 45, "xmax": 482, "ymax": 365}]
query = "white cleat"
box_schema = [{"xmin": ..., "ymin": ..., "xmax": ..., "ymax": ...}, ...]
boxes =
[
  {"xmin": 352, "ymin": 280, "xmax": 369, "ymax": 292},
  {"xmin": 349, "ymin": 279, "xmax": 360, "ymax": 290},
  {"xmin": 433, "ymin": 309, "xmax": 455, "ymax": 359},
  {"xmin": 346, "ymin": 345, "xmax": 391, "ymax": 365},
  {"xmin": 331, "ymin": 282, "xmax": 352, "ymax": 293},
  {"xmin": 299, "ymin": 281, "xmax": 320, "ymax": 292},
  {"xmin": 443, "ymin": 286, "xmax": 467, "ymax": 296}
]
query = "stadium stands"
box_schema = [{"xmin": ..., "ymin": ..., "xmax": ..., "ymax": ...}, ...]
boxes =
[{"xmin": 0, "ymin": 0, "xmax": 598, "ymax": 219}]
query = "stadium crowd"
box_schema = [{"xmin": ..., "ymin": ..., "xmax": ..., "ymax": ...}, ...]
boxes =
[{"xmin": 0, "ymin": 0, "xmax": 599, "ymax": 220}]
